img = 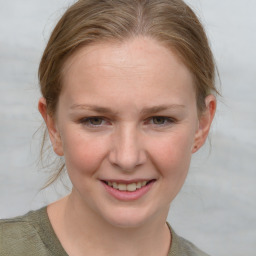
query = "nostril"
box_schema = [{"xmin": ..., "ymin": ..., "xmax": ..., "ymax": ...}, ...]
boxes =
[{"xmin": 108, "ymin": 138, "xmax": 147, "ymax": 171}]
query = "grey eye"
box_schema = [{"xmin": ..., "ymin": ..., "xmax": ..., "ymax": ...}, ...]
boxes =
[
  {"xmin": 88, "ymin": 118, "xmax": 103, "ymax": 125},
  {"xmin": 152, "ymin": 117, "xmax": 166, "ymax": 125}
]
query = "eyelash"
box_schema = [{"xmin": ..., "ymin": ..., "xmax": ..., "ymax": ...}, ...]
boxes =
[
  {"xmin": 79, "ymin": 116, "xmax": 176, "ymax": 128},
  {"xmin": 147, "ymin": 116, "xmax": 176, "ymax": 126},
  {"xmin": 80, "ymin": 117, "xmax": 108, "ymax": 127}
]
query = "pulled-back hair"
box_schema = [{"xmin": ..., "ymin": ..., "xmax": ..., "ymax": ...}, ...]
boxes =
[{"xmin": 39, "ymin": 0, "xmax": 218, "ymax": 186}]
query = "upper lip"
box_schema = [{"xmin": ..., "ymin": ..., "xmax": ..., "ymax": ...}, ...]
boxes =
[{"xmin": 100, "ymin": 179, "xmax": 156, "ymax": 184}]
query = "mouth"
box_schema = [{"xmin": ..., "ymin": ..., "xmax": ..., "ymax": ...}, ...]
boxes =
[{"xmin": 102, "ymin": 180, "xmax": 155, "ymax": 192}]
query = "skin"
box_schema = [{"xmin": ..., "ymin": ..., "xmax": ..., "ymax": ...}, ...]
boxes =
[{"xmin": 39, "ymin": 37, "xmax": 216, "ymax": 256}]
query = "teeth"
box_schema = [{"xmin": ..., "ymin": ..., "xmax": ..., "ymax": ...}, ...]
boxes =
[
  {"xmin": 136, "ymin": 182, "xmax": 142, "ymax": 189},
  {"xmin": 142, "ymin": 181, "xmax": 147, "ymax": 186},
  {"xmin": 127, "ymin": 183, "xmax": 137, "ymax": 192},
  {"xmin": 106, "ymin": 181, "xmax": 149, "ymax": 191},
  {"xmin": 118, "ymin": 184, "xmax": 126, "ymax": 191}
]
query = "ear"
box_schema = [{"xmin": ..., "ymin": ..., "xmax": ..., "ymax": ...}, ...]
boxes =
[
  {"xmin": 38, "ymin": 97, "xmax": 64, "ymax": 156},
  {"xmin": 192, "ymin": 95, "xmax": 216, "ymax": 153}
]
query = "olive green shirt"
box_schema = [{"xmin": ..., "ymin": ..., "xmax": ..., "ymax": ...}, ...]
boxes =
[{"xmin": 0, "ymin": 207, "xmax": 209, "ymax": 256}]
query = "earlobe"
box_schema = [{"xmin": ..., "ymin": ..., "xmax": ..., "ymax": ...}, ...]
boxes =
[
  {"xmin": 192, "ymin": 95, "xmax": 216, "ymax": 153},
  {"xmin": 38, "ymin": 97, "xmax": 64, "ymax": 156}
]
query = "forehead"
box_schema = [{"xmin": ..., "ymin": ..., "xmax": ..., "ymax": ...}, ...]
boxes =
[
  {"xmin": 60, "ymin": 37, "xmax": 195, "ymax": 106},
  {"xmin": 63, "ymin": 37, "xmax": 192, "ymax": 78}
]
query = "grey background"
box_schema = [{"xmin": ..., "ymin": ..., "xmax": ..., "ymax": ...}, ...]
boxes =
[{"xmin": 0, "ymin": 0, "xmax": 255, "ymax": 255}]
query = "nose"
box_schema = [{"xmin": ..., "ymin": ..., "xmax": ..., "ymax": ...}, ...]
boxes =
[{"xmin": 108, "ymin": 124, "xmax": 147, "ymax": 171}]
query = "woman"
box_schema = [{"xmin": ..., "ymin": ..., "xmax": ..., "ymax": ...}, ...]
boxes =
[{"xmin": 0, "ymin": 0, "xmax": 217, "ymax": 255}]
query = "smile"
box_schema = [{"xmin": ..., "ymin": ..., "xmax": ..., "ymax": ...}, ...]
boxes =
[
  {"xmin": 104, "ymin": 181, "xmax": 150, "ymax": 192},
  {"xmin": 101, "ymin": 179, "xmax": 156, "ymax": 201}
]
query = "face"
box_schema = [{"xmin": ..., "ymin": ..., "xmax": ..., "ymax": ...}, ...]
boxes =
[{"xmin": 39, "ymin": 37, "xmax": 215, "ymax": 228}]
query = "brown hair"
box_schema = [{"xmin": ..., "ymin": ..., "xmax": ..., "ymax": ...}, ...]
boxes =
[{"xmin": 39, "ymin": 0, "xmax": 218, "ymax": 186}]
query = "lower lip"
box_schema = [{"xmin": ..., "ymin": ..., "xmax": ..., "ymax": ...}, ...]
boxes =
[{"xmin": 102, "ymin": 181, "xmax": 155, "ymax": 201}]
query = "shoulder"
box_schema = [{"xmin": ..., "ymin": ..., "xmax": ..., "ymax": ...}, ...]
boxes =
[
  {"xmin": 0, "ymin": 208, "xmax": 43, "ymax": 232},
  {"xmin": 176, "ymin": 235, "xmax": 210, "ymax": 256},
  {"xmin": 0, "ymin": 207, "xmax": 51, "ymax": 255},
  {"xmin": 168, "ymin": 223, "xmax": 210, "ymax": 256}
]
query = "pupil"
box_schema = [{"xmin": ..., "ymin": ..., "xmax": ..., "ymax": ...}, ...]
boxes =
[
  {"xmin": 90, "ymin": 118, "xmax": 102, "ymax": 125},
  {"xmin": 153, "ymin": 117, "xmax": 164, "ymax": 124}
]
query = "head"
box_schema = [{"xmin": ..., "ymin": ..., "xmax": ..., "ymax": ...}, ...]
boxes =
[{"xmin": 38, "ymin": 0, "xmax": 217, "ymax": 187}]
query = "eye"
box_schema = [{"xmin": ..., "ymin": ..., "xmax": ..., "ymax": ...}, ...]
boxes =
[
  {"xmin": 88, "ymin": 117, "xmax": 104, "ymax": 126},
  {"xmin": 152, "ymin": 117, "xmax": 167, "ymax": 125},
  {"xmin": 148, "ymin": 116, "xmax": 175, "ymax": 126},
  {"xmin": 80, "ymin": 117, "xmax": 106, "ymax": 127}
]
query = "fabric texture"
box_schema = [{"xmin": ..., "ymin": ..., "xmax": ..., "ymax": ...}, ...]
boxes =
[{"xmin": 0, "ymin": 207, "xmax": 209, "ymax": 256}]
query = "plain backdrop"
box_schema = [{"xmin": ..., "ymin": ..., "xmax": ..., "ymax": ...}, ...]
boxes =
[{"xmin": 0, "ymin": 1, "xmax": 255, "ymax": 255}]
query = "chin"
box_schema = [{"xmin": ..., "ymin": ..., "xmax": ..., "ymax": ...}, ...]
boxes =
[{"xmin": 101, "ymin": 205, "xmax": 159, "ymax": 229}]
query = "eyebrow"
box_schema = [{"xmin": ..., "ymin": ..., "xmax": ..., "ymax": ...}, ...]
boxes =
[
  {"xmin": 70, "ymin": 104, "xmax": 118, "ymax": 115},
  {"xmin": 70, "ymin": 104, "xmax": 185, "ymax": 115},
  {"xmin": 140, "ymin": 104, "xmax": 185, "ymax": 115}
]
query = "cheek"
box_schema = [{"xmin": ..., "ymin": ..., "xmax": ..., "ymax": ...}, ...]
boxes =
[
  {"xmin": 61, "ymin": 130, "xmax": 108, "ymax": 177},
  {"xmin": 148, "ymin": 130, "xmax": 194, "ymax": 178},
  {"xmin": 148, "ymin": 131, "xmax": 194, "ymax": 203}
]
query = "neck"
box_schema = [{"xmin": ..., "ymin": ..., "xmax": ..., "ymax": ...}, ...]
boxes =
[{"xmin": 48, "ymin": 193, "xmax": 171, "ymax": 256}]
